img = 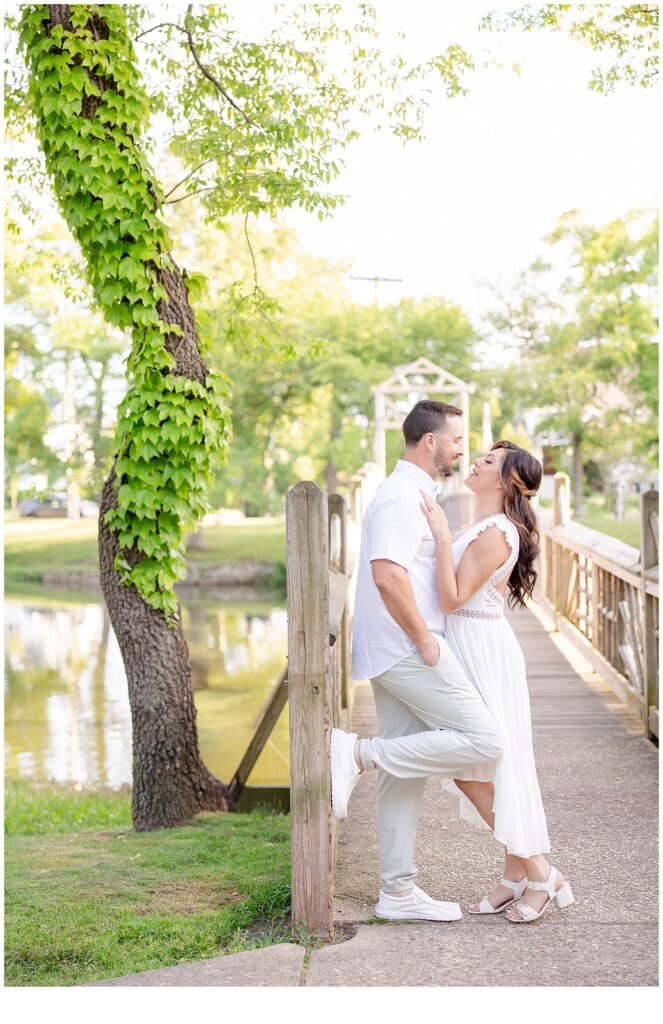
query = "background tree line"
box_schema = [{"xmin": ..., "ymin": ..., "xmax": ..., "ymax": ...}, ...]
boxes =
[{"xmin": 7, "ymin": 202, "xmax": 658, "ymax": 516}]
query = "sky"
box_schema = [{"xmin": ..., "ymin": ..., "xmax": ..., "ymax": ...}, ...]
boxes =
[
  {"xmin": 273, "ymin": 1, "xmax": 659, "ymax": 320},
  {"xmin": 7, "ymin": 0, "xmax": 659, "ymax": 332}
]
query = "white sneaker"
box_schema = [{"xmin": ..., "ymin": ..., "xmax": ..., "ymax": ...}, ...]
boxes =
[
  {"xmin": 331, "ymin": 728, "xmax": 361, "ymax": 819},
  {"xmin": 374, "ymin": 884, "xmax": 462, "ymax": 921}
]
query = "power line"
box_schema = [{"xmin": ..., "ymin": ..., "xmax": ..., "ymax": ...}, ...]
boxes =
[{"xmin": 349, "ymin": 274, "xmax": 403, "ymax": 303}]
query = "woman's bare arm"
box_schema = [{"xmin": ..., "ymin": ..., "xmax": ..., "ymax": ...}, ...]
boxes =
[{"xmin": 432, "ymin": 527, "xmax": 510, "ymax": 614}]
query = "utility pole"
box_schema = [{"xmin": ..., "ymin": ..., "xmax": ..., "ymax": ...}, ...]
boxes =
[{"xmin": 349, "ymin": 275, "xmax": 403, "ymax": 303}]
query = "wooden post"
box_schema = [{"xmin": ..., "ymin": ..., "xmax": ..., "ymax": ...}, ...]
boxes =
[
  {"xmin": 610, "ymin": 580, "xmax": 618, "ymax": 666},
  {"xmin": 618, "ymin": 596, "xmax": 645, "ymax": 695},
  {"xmin": 550, "ymin": 473, "xmax": 570, "ymax": 614},
  {"xmin": 591, "ymin": 563, "xmax": 600, "ymax": 649},
  {"xmin": 543, "ymin": 531, "xmax": 553, "ymax": 605},
  {"xmin": 329, "ymin": 494, "xmax": 350, "ymax": 713},
  {"xmin": 286, "ymin": 481, "xmax": 333, "ymax": 937},
  {"xmin": 349, "ymin": 478, "xmax": 361, "ymax": 524},
  {"xmin": 373, "ymin": 389, "xmax": 386, "ymax": 478},
  {"xmin": 640, "ymin": 490, "xmax": 659, "ymax": 739},
  {"xmin": 552, "ymin": 471, "xmax": 571, "ymax": 528}
]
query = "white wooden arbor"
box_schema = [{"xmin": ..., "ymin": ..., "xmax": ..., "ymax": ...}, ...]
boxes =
[{"xmin": 371, "ymin": 357, "xmax": 474, "ymax": 479}]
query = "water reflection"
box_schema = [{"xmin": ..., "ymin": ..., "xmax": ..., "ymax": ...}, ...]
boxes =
[{"xmin": 4, "ymin": 588, "xmax": 289, "ymax": 789}]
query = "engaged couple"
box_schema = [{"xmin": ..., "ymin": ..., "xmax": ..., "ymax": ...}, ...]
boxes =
[{"xmin": 331, "ymin": 399, "xmax": 574, "ymax": 924}]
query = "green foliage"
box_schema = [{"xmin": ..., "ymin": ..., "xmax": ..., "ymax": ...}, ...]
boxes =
[
  {"xmin": 486, "ymin": 208, "xmax": 659, "ymax": 477},
  {"xmin": 13, "ymin": 3, "xmax": 478, "ymax": 623},
  {"xmin": 210, "ymin": 290, "xmax": 478, "ymax": 510},
  {"xmin": 18, "ymin": 5, "xmax": 231, "ymax": 623},
  {"xmin": 4, "ymin": 221, "xmax": 128, "ymax": 500},
  {"xmin": 137, "ymin": 4, "xmax": 473, "ymax": 221},
  {"xmin": 4, "ymin": 384, "xmax": 58, "ymax": 496},
  {"xmin": 481, "ymin": 4, "xmax": 658, "ymax": 92}
]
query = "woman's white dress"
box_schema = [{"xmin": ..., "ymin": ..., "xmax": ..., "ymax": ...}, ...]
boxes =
[{"xmin": 441, "ymin": 513, "xmax": 551, "ymax": 857}]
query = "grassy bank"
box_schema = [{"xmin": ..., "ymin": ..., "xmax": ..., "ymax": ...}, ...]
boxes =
[
  {"xmin": 3, "ymin": 516, "xmax": 286, "ymax": 584},
  {"xmin": 5, "ymin": 779, "xmax": 295, "ymax": 987}
]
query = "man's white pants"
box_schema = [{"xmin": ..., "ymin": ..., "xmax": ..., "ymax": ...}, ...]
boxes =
[{"xmin": 361, "ymin": 634, "xmax": 501, "ymax": 895}]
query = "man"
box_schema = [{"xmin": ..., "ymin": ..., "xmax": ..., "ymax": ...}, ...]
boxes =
[{"xmin": 331, "ymin": 399, "xmax": 501, "ymax": 922}]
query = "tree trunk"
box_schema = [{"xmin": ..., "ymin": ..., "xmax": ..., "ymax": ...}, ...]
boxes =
[
  {"xmin": 98, "ymin": 264, "xmax": 229, "ymax": 831},
  {"xmin": 35, "ymin": 5, "xmax": 229, "ymax": 830},
  {"xmin": 572, "ymin": 431, "xmax": 584, "ymax": 519}
]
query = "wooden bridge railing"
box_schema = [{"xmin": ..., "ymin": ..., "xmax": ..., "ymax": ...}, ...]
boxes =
[
  {"xmin": 538, "ymin": 472, "xmax": 659, "ymax": 740},
  {"xmin": 285, "ymin": 463, "xmax": 383, "ymax": 937}
]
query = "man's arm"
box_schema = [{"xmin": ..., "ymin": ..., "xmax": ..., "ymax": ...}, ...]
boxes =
[{"xmin": 371, "ymin": 559, "xmax": 441, "ymax": 667}]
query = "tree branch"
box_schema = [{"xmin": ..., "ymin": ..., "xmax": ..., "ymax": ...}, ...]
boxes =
[
  {"xmin": 185, "ymin": 4, "xmax": 258, "ymax": 128},
  {"xmin": 164, "ymin": 158, "xmax": 214, "ymax": 199},
  {"xmin": 135, "ymin": 22, "xmax": 188, "ymax": 42},
  {"xmin": 244, "ymin": 212, "xmax": 259, "ymax": 292},
  {"xmin": 165, "ymin": 185, "xmax": 219, "ymax": 204},
  {"xmin": 164, "ymin": 171, "xmax": 277, "ymax": 205}
]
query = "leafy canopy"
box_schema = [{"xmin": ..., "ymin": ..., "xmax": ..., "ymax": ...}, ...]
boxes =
[
  {"xmin": 481, "ymin": 4, "xmax": 658, "ymax": 92},
  {"xmin": 12, "ymin": 3, "xmax": 473, "ymax": 623}
]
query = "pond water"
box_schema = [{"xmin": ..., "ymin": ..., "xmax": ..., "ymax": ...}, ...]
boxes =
[{"xmin": 4, "ymin": 586, "xmax": 289, "ymax": 789}]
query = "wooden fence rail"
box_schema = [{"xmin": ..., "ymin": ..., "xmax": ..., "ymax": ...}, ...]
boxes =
[{"xmin": 539, "ymin": 473, "xmax": 659, "ymax": 740}]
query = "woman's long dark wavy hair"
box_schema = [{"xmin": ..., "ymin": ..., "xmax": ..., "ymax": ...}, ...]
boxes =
[{"xmin": 490, "ymin": 440, "xmax": 543, "ymax": 609}]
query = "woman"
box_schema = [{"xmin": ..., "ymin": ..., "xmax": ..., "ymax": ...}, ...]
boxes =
[{"xmin": 418, "ymin": 439, "xmax": 574, "ymax": 923}]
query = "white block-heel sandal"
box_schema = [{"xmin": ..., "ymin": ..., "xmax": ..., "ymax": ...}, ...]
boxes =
[
  {"xmin": 506, "ymin": 865, "xmax": 575, "ymax": 923},
  {"xmin": 468, "ymin": 876, "xmax": 528, "ymax": 914}
]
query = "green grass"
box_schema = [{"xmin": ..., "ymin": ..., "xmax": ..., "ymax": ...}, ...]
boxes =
[
  {"xmin": 5, "ymin": 779, "xmax": 293, "ymax": 987},
  {"xmin": 575, "ymin": 495, "xmax": 641, "ymax": 548},
  {"xmin": 5, "ymin": 779, "xmax": 134, "ymax": 835},
  {"xmin": 3, "ymin": 516, "xmax": 286, "ymax": 584},
  {"xmin": 180, "ymin": 520, "xmax": 286, "ymax": 566},
  {"xmin": 539, "ymin": 494, "xmax": 641, "ymax": 548}
]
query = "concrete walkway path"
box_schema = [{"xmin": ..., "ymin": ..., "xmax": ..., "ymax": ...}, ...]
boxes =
[{"xmin": 89, "ymin": 599, "xmax": 657, "ymax": 987}]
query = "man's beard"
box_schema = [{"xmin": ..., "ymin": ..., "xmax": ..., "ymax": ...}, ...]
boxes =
[{"xmin": 435, "ymin": 456, "xmax": 456, "ymax": 478}]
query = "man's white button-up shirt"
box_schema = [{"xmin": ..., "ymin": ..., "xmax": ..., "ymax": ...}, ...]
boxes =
[{"xmin": 350, "ymin": 459, "xmax": 445, "ymax": 681}]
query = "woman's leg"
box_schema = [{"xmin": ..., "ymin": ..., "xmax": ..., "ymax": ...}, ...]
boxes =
[{"xmin": 452, "ymin": 779, "xmax": 527, "ymax": 911}]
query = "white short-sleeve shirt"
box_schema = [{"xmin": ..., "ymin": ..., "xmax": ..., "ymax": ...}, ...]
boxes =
[{"xmin": 350, "ymin": 459, "xmax": 445, "ymax": 680}]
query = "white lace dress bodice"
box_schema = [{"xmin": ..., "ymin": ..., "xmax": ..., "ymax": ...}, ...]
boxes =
[{"xmin": 448, "ymin": 513, "xmax": 520, "ymax": 620}]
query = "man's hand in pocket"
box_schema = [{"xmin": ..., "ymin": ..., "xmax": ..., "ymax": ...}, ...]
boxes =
[{"xmin": 419, "ymin": 634, "xmax": 441, "ymax": 667}]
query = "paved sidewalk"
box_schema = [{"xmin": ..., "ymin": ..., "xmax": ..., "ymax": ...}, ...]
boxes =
[
  {"xmin": 86, "ymin": 942, "xmax": 306, "ymax": 987},
  {"xmin": 89, "ymin": 600, "xmax": 658, "ymax": 987}
]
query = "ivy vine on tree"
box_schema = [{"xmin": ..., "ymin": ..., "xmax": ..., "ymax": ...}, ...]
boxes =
[{"xmin": 19, "ymin": 3, "xmax": 231, "ymax": 624}]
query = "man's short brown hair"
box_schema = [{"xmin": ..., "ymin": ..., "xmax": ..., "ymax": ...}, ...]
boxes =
[{"xmin": 402, "ymin": 400, "xmax": 463, "ymax": 447}]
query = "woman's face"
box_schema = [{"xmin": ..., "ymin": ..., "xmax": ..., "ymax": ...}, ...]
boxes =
[{"xmin": 464, "ymin": 447, "xmax": 506, "ymax": 497}]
